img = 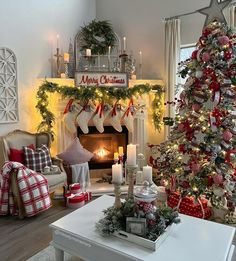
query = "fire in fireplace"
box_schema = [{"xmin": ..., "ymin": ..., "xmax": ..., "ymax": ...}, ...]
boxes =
[{"xmin": 77, "ymin": 126, "xmax": 128, "ymax": 169}]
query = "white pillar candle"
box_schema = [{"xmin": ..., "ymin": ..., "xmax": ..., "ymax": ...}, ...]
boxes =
[
  {"xmin": 114, "ymin": 152, "xmax": 119, "ymax": 160},
  {"xmin": 64, "ymin": 52, "xmax": 69, "ymax": 63},
  {"xmin": 108, "ymin": 46, "xmax": 111, "ymax": 57},
  {"xmin": 127, "ymin": 144, "xmax": 136, "ymax": 166},
  {"xmin": 118, "ymin": 146, "xmax": 124, "ymax": 155},
  {"xmin": 142, "ymin": 165, "xmax": 153, "ymax": 184},
  {"xmin": 123, "ymin": 36, "xmax": 126, "ymax": 52},
  {"xmin": 139, "ymin": 51, "xmax": 142, "ymax": 65},
  {"xmin": 86, "ymin": 48, "xmax": 91, "ymax": 56},
  {"xmin": 112, "ymin": 163, "xmax": 123, "ymax": 184}
]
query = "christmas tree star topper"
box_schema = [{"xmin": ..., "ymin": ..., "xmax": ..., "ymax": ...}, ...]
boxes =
[{"xmin": 198, "ymin": 0, "xmax": 233, "ymax": 27}]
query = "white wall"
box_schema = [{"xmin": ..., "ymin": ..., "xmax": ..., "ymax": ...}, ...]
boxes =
[
  {"xmin": 0, "ymin": 0, "xmax": 96, "ymax": 136},
  {"xmin": 96, "ymin": 0, "xmax": 230, "ymax": 79}
]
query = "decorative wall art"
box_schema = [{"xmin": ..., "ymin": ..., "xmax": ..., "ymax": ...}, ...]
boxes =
[{"xmin": 0, "ymin": 47, "xmax": 18, "ymax": 123}]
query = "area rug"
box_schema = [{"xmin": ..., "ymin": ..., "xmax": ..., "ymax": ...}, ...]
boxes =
[{"xmin": 27, "ymin": 245, "xmax": 83, "ymax": 261}]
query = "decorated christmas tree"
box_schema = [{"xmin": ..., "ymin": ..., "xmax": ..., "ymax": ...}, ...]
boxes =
[{"xmin": 157, "ymin": 20, "xmax": 236, "ymax": 220}]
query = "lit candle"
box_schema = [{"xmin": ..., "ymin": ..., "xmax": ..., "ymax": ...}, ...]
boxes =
[
  {"xmin": 114, "ymin": 152, "xmax": 119, "ymax": 160},
  {"xmin": 139, "ymin": 51, "xmax": 142, "ymax": 65},
  {"xmin": 143, "ymin": 165, "xmax": 153, "ymax": 184},
  {"xmin": 123, "ymin": 36, "xmax": 126, "ymax": 52},
  {"xmin": 108, "ymin": 46, "xmax": 111, "ymax": 57},
  {"xmin": 86, "ymin": 48, "xmax": 91, "ymax": 56},
  {"xmin": 118, "ymin": 146, "xmax": 124, "ymax": 156},
  {"xmin": 127, "ymin": 144, "xmax": 136, "ymax": 166},
  {"xmin": 112, "ymin": 163, "xmax": 123, "ymax": 184},
  {"xmin": 56, "ymin": 34, "xmax": 60, "ymax": 49},
  {"xmin": 64, "ymin": 52, "xmax": 69, "ymax": 63}
]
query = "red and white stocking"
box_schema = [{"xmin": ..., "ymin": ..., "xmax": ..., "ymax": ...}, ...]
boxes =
[
  {"xmin": 92, "ymin": 103, "xmax": 111, "ymax": 133},
  {"xmin": 108, "ymin": 102, "xmax": 123, "ymax": 132},
  {"xmin": 63, "ymin": 99, "xmax": 80, "ymax": 134},
  {"xmin": 76, "ymin": 103, "xmax": 95, "ymax": 134},
  {"xmin": 122, "ymin": 99, "xmax": 135, "ymax": 132}
]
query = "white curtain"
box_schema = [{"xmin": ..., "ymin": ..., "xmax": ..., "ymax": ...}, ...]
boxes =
[
  {"xmin": 164, "ymin": 18, "xmax": 180, "ymax": 139},
  {"xmin": 229, "ymin": 4, "xmax": 235, "ymax": 28}
]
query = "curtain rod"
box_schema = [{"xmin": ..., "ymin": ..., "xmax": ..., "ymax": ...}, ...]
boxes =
[{"xmin": 163, "ymin": 1, "xmax": 236, "ymax": 21}]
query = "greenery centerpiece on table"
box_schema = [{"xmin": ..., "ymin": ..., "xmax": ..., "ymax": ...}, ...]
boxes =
[{"xmin": 96, "ymin": 197, "xmax": 180, "ymax": 242}]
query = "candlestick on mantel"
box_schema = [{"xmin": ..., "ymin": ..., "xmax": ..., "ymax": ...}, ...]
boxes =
[
  {"xmin": 143, "ymin": 165, "xmax": 153, "ymax": 184},
  {"xmin": 56, "ymin": 34, "xmax": 60, "ymax": 49},
  {"xmin": 54, "ymin": 47, "xmax": 62, "ymax": 78},
  {"xmin": 139, "ymin": 50, "xmax": 143, "ymax": 79},
  {"xmin": 127, "ymin": 144, "xmax": 136, "ymax": 166}
]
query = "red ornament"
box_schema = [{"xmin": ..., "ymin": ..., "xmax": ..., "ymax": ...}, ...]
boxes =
[
  {"xmin": 213, "ymin": 174, "xmax": 223, "ymax": 185},
  {"xmin": 209, "ymin": 81, "xmax": 220, "ymax": 91},
  {"xmin": 218, "ymin": 35, "xmax": 230, "ymax": 45},
  {"xmin": 223, "ymin": 130, "xmax": 233, "ymax": 141},
  {"xmin": 202, "ymin": 52, "xmax": 210, "ymax": 62},
  {"xmin": 224, "ymin": 51, "xmax": 232, "ymax": 60},
  {"xmin": 179, "ymin": 144, "xmax": 186, "ymax": 153},
  {"xmin": 190, "ymin": 162, "xmax": 201, "ymax": 173},
  {"xmin": 202, "ymin": 28, "xmax": 211, "ymax": 37},
  {"xmin": 192, "ymin": 103, "xmax": 201, "ymax": 112},
  {"xmin": 207, "ymin": 176, "xmax": 214, "ymax": 187},
  {"xmin": 177, "ymin": 123, "xmax": 185, "ymax": 132},
  {"xmin": 191, "ymin": 50, "xmax": 198, "ymax": 59}
]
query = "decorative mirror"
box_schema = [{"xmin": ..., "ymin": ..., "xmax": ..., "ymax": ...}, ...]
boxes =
[{"xmin": 0, "ymin": 47, "xmax": 18, "ymax": 123}]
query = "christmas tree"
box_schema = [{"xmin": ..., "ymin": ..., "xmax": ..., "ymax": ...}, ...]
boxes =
[{"xmin": 157, "ymin": 20, "xmax": 236, "ymax": 219}]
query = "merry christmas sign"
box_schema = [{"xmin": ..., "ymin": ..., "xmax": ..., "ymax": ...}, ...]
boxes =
[{"xmin": 75, "ymin": 72, "xmax": 128, "ymax": 88}]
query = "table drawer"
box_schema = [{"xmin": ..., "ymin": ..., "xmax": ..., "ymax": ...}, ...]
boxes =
[{"xmin": 52, "ymin": 229, "xmax": 141, "ymax": 261}]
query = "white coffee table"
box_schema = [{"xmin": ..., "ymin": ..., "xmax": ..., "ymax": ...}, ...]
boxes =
[{"xmin": 50, "ymin": 195, "xmax": 235, "ymax": 261}]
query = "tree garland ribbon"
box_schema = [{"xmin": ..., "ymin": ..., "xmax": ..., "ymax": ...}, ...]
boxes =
[{"xmin": 36, "ymin": 81, "xmax": 165, "ymax": 136}]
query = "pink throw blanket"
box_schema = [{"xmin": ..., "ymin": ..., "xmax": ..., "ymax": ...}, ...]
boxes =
[{"xmin": 0, "ymin": 161, "xmax": 51, "ymax": 217}]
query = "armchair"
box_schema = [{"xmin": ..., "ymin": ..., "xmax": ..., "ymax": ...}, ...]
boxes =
[{"xmin": 0, "ymin": 129, "xmax": 67, "ymax": 194}]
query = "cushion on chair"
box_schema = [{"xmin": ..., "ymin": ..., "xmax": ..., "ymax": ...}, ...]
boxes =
[
  {"xmin": 24, "ymin": 144, "xmax": 52, "ymax": 172},
  {"xmin": 57, "ymin": 137, "xmax": 94, "ymax": 165},
  {"xmin": 9, "ymin": 144, "xmax": 35, "ymax": 164}
]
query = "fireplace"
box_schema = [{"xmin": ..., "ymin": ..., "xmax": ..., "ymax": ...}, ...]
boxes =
[{"xmin": 77, "ymin": 126, "xmax": 128, "ymax": 169}]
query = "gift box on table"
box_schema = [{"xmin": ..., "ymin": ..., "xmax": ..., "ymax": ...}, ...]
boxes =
[
  {"xmin": 65, "ymin": 191, "xmax": 92, "ymax": 208},
  {"xmin": 69, "ymin": 183, "xmax": 81, "ymax": 194},
  {"xmin": 167, "ymin": 192, "xmax": 212, "ymax": 219}
]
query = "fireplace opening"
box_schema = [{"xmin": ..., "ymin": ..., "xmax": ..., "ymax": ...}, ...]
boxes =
[{"xmin": 78, "ymin": 126, "xmax": 128, "ymax": 169}]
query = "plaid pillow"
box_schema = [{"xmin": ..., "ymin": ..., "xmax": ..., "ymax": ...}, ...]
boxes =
[{"xmin": 23, "ymin": 144, "xmax": 52, "ymax": 172}]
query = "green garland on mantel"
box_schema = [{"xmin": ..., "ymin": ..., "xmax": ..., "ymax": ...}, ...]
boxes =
[{"xmin": 36, "ymin": 81, "xmax": 165, "ymax": 137}]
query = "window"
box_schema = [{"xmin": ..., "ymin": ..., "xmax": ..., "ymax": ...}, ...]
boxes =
[{"xmin": 176, "ymin": 44, "xmax": 196, "ymax": 97}]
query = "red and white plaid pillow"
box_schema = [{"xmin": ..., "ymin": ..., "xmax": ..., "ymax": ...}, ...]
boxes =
[{"xmin": 23, "ymin": 144, "xmax": 52, "ymax": 172}]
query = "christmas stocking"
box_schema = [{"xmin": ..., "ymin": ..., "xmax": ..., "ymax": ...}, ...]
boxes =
[
  {"xmin": 122, "ymin": 99, "xmax": 136, "ymax": 132},
  {"xmin": 63, "ymin": 99, "xmax": 80, "ymax": 134},
  {"xmin": 108, "ymin": 102, "xmax": 123, "ymax": 132},
  {"xmin": 76, "ymin": 103, "xmax": 95, "ymax": 134},
  {"xmin": 92, "ymin": 103, "xmax": 111, "ymax": 133}
]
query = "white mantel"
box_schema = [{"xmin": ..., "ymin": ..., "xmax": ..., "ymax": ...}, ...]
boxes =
[{"xmin": 36, "ymin": 78, "xmax": 164, "ymax": 158}]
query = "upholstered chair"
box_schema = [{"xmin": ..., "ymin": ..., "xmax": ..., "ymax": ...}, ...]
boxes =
[{"xmin": 0, "ymin": 130, "xmax": 67, "ymax": 217}]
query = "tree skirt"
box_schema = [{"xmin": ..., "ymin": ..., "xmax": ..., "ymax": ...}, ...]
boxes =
[{"xmin": 27, "ymin": 245, "xmax": 83, "ymax": 261}]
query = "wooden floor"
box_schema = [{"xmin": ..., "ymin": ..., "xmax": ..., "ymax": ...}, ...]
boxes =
[{"xmin": 0, "ymin": 199, "xmax": 74, "ymax": 261}]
